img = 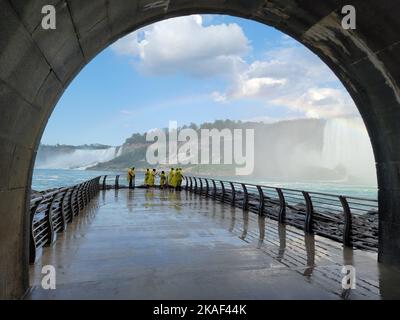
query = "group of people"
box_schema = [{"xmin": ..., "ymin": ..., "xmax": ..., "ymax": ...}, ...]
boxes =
[
  {"xmin": 144, "ymin": 168, "xmax": 183, "ymax": 190},
  {"xmin": 126, "ymin": 167, "xmax": 183, "ymax": 190}
]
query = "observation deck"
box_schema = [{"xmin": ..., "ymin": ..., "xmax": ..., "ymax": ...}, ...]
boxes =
[{"xmin": 26, "ymin": 177, "xmax": 400, "ymax": 299}]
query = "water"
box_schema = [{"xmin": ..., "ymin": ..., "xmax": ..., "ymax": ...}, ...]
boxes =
[
  {"xmin": 231, "ymin": 177, "xmax": 377, "ymax": 199},
  {"xmin": 32, "ymin": 169, "xmax": 122, "ymax": 190},
  {"xmin": 32, "ymin": 169, "xmax": 377, "ymax": 199}
]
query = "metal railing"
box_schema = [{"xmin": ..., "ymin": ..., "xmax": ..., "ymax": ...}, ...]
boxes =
[
  {"xmin": 88, "ymin": 173, "xmax": 379, "ymax": 250},
  {"xmin": 183, "ymin": 176, "xmax": 378, "ymax": 251},
  {"xmin": 29, "ymin": 177, "xmax": 101, "ymax": 263},
  {"xmin": 99, "ymin": 175, "xmax": 126, "ymax": 190}
]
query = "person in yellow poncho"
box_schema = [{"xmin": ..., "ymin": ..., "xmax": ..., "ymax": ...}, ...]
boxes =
[
  {"xmin": 148, "ymin": 169, "xmax": 156, "ymax": 187},
  {"xmin": 144, "ymin": 168, "xmax": 150, "ymax": 188},
  {"xmin": 168, "ymin": 168, "xmax": 175, "ymax": 189},
  {"xmin": 170, "ymin": 168, "xmax": 178, "ymax": 189},
  {"xmin": 127, "ymin": 167, "xmax": 135, "ymax": 189},
  {"xmin": 174, "ymin": 168, "xmax": 183, "ymax": 191},
  {"xmin": 159, "ymin": 171, "xmax": 167, "ymax": 189}
]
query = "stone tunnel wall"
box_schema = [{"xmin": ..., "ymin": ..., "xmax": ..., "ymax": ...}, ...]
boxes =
[{"xmin": 0, "ymin": 0, "xmax": 400, "ymax": 298}]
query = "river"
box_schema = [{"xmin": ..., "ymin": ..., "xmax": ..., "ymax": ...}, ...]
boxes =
[{"xmin": 32, "ymin": 168, "xmax": 377, "ymax": 199}]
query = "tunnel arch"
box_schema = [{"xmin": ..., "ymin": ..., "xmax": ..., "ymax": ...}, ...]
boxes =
[{"xmin": 1, "ymin": 0, "xmax": 399, "ymax": 298}]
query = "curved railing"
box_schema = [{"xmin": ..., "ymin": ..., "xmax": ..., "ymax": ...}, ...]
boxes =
[
  {"xmin": 99, "ymin": 175, "xmax": 125, "ymax": 190},
  {"xmin": 92, "ymin": 173, "xmax": 378, "ymax": 250},
  {"xmin": 183, "ymin": 176, "xmax": 378, "ymax": 251},
  {"xmin": 29, "ymin": 177, "xmax": 101, "ymax": 263}
]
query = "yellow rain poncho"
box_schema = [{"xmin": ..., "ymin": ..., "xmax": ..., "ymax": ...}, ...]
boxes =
[
  {"xmin": 160, "ymin": 172, "xmax": 167, "ymax": 187},
  {"xmin": 168, "ymin": 169, "xmax": 175, "ymax": 187},
  {"xmin": 127, "ymin": 168, "xmax": 135, "ymax": 182},
  {"xmin": 175, "ymin": 169, "xmax": 183, "ymax": 188},
  {"xmin": 148, "ymin": 170, "xmax": 156, "ymax": 187},
  {"xmin": 170, "ymin": 170, "xmax": 177, "ymax": 188},
  {"xmin": 144, "ymin": 169, "xmax": 150, "ymax": 186}
]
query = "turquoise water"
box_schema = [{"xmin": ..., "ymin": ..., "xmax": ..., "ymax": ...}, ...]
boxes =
[
  {"xmin": 32, "ymin": 169, "xmax": 122, "ymax": 190},
  {"xmin": 222, "ymin": 176, "xmax": 378, "ymax": 199},
  {"xmin": 32, "ymin": 169, "xmax": 377, "ymax": 199},
  {"xmin": 266, "ymin": 181, "xmax": 377, "ymax": 199}
]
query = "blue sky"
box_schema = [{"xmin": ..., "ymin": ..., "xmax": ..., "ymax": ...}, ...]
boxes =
[{"xmin": 42, "ymin": 15, "xmax": 358, "ymax": 146}]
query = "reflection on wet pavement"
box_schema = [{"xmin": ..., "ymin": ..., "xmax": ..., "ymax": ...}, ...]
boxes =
[{"xmin": 28, "ymin": 188, "xmax": 400, "ymax": 300}]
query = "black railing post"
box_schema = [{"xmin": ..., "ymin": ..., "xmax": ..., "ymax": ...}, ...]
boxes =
[
  {"xmin": 212, "ymin": 180, "xmax": 217, "ymax": 199},
  {"xmin": 88, "ymin": 180, "xmax": 93, "ymax": 199},
  {"xmin": 82, "ymin": 182, "xmax": 87, "ymax": 206},
  {"xmin": 69, "ymin": 186, "xmax": 76, "ymax": 220},
  {"xmin": 115, "ymin": 175, "xmax": 120, "ymax": 190},
  {"xmin": 276, "ymin": 188, "xmax": 286, "ymax": 223},
  {"xmin": 74, "ymin": 185, "xmax": 80, "ymax": 215},
  {"xmin": 199, "ymin": 178, "xmax": 203, "ymax": 194},
  {"xmin": 96, "ymin": 176, "xmax": 101, "ymax": 192},
  {"xmin": 29, "ymin": 198, "xmax": 42, "ymax": 263},
  {"xmin": 241, "ymin": 183, "xmax": 248, "ymax": 211},
  {"xmin": 184, "ymin": 176, "xmax": 188, "ymax": 190},
  {"xmin": 46, "ymin": 193, "xmax": 57, "ymax": 245},
  {"xmin": 189, "ymin": 177, "xmax": 193, "ymax": 191},
  {"xmin": 86, "ymin": 181, "xmax": 91, "ymax": 202},
  {"xmin": 102, "ymin": 175, "xmax": 107, "ymax": 190},
  {"xmin": 92, "ymin": 178, "xmax": 98, "ymax": 196},
  {"xmin": 205, "ymin": 179, "xmax": 210, "ymax": 197},
  {"xmin": 257, "ymin": 186, "xmax": 265, "ymax": 216},
  {"xmin": 75, "ymin": 184, "xmax": 81, "ymax": 212},
  {"xmin": 340, "ymin": 196, "xmax": 353, "ymax": 247},
  {"xmin": 230, "ymin": 182, "xmax": 235, "ymax": 206},
  {"xmin": 194, "ymin": 177, "xmax": 198, "ymax": 193},
  {"xmin": 77, "ymin": 183, "xmax": 84, "ymax": 212},
  {"xmin": 84, "ymin": 182, "xmax": 89, "ymax": 206},
  {"xmin": 220, "ymin": 181, "xmax": 225, "ymax": 202},
  {"xmin": 303, "ymin": 191, "xmax": 314, "ymax": 234},
  {"xmin": 60, "ymin": 190, "xmax": 68, "ymax": 232},
  {"xmin": 92, "ymin": 179, "xmax": 96, "ymax": 198}
]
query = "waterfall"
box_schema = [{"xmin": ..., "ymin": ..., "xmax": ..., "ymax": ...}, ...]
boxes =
[
  {"xmin": 321, "ymin": 116, "xmax": 377, "ymax": 185},
  {"xmin": 36, "ymin": 147, "xmax": 121, "ymax": 170}
]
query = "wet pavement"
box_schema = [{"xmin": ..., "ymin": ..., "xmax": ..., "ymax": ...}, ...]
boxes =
[{"xmin": 27, "ymin": 188, "xmax": 400, "ymax": 299}]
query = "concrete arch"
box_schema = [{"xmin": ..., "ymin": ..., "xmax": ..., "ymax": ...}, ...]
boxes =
[{"xmin": 0, "ymin": 0, "xmax": 399, "ymax": 298}]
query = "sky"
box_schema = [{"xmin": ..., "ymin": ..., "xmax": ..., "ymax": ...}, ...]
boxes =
[{"xmin": 41, "ymin": 14, "xmax": 359, "ymax": 146}]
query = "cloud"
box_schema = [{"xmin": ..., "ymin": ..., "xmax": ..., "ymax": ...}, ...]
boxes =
[
  {"xmin": 272, "ymin": 87, "xmax": 355, "ymax": 118},
  {"xmin": 112, "ymin": 15, "xmax": 250, "ymax": 77},
  {"xmin": 213, "ymin": 45, "xmax": 357, "ymax": 118},
  {"xmin": 113, "ymin": 16, "xmax": 358, "ymax": 119}
]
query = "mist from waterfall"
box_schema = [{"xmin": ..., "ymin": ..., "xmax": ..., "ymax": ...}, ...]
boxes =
[
  {"xmin": 321, "ymin": 116, "xmax": 377, "ymax": 185},
  {"xmin": 251, "ymin": 116, "xmax": 377, "ymax": 186},
  {"xmin": 35, "ymin": 146, "xmax": 122, "ymax": 170},
  {"xmin": 35, "ymin": 116, "xmax": 377, "ymax": 187}
]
